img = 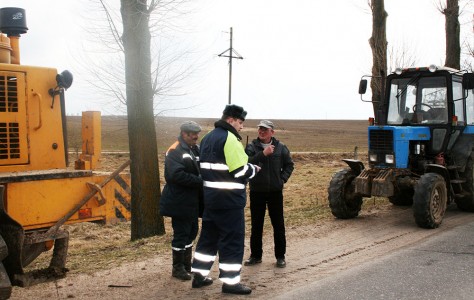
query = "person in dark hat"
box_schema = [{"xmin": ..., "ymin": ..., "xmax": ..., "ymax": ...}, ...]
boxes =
[
  {"xmin": 244, "ymin": 119, "xmax": 294, "ymax": 268},
  {"xmin": 191, "ymin": 104, "xmax": 260, "ymax": 295},
  {"xmin": 160, "ymin": 120, "xmax": 203, "ymax": 281}
]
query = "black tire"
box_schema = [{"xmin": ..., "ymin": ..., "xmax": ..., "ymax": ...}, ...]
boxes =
[
  {"xmin": 457, "ymin": 155, "xmax": 474, "ymax": 211},
  {"xmin": 413, "ymin": 173, "xmax": 447, "ymax": 229},
  {"xmin": 388, "ymin": 188, "xmax": 414, "ymax": 206},
  {"xmin": 328, "ymin": 169, "xmax": 363, "ymax": 219}
]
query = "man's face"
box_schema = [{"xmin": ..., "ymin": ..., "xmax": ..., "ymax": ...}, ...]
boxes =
[
  {"xmin": 182, "ymin": 131, "xmax": 200, "ymax": 147},
  {"xmin": 258, "ymin": 126, "xmax": 274, "ymax": 143},
  {"xmin": 229, "ymin": 118, "xmax": 244, "ymax": 132}
]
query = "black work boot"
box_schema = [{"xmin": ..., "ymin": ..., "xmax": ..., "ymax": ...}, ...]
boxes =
[
  {"xmin": 184, "ymin": 247, "xmax": 192, "ymax": 272},
  {"xmin": 222, "ymin": 283, "xmax": 252, "ymax": 295},
  {"xmin": 172, "ymin": 250, "xmax": 191, "ymax": 280},
  {"xmin": 192, "ymin": 272, "xmax": 213, "ymax": 288}
]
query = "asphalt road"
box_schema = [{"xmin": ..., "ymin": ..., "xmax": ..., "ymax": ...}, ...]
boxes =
[{"xmin": 276, "ymin": 220, "xmax": 474, "ymax": 300}]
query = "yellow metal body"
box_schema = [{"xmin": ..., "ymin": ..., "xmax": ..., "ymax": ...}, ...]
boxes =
[
  {"xmin": 5, "ymin": 172, "xmax": 131, "ymax": 231},
  {"xmin": 0, "ymin": 63, "xmax": 66, "ymax": 172},
  {"xmin": 79, "ymin": 111, "xmax": 102, "ymax": 169},
  {"xmin": 0, "ymin": 8, "xmax": 131, "ymax": 290},
  {"xmin": 0, "ymin": 63, "xmax": 131, "ymax": 231}
]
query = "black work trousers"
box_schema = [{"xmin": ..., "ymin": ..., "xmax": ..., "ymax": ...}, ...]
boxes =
[
  {"xmin": 171, "ymin": 217, "xmax": 198, "ymax": 250},
  {"xmin": 249, "ymin": 190, "xmax": 286, "ymax": 260}
]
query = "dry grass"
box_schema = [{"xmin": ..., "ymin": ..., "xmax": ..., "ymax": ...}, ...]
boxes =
[{"xmin": 28, "ymin": 117, "xmax": 374, "ymax": 275}]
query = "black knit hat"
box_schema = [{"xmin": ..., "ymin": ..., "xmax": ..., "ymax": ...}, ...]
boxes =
[{"xmin": 223, "ymin": 104, "xmax": 247, "ymax": 121}]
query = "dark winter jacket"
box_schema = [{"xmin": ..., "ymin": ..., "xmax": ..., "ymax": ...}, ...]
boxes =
[
  {"xmin": 245, "ymin": 137, "xmax": 294, "ymax": 192},
  {"xmin": 160, "ymin": 136, "xmax": 203, "ymax": 218},
  {"xmin": 199, "ymin": 120, "xmax": 258, "ymax": 209}
]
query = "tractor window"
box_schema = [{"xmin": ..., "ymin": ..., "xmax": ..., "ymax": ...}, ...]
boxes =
[
  {"xmin": 387, "ymin": 76, "xmax": 448, "ymax": 125},
  {"xmin": 466, "ymin": 90, "xmax": 474, "ymax": 124},
  {"xmin": 452, "ymin": 81, "xmax": 464, "ymax": 124}
]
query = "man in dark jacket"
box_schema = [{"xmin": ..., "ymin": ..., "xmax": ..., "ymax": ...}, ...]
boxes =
[
  {"xmin": 191, "ymin": 104, "xmax": 260, "ymax": 295},
  {"xmin": 244, "ymin": 120, "xmax": 294, "ymax": 268},
  {"xmin": 160, "ymin": 121, "xmax": 203, "ymax": 281}
]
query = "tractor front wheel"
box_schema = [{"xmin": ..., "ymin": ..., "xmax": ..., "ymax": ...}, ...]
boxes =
[
  {"xmin": 413, "ymin": 173, "xmax": 447, "ymax": 229},
  {"xmin": 328, "ymin": 169, "xmax": 362, "ymax": 219}
]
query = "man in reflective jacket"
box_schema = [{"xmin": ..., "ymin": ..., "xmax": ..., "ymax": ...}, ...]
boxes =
[
  {"xmin": 191, "ymin": 104, "xmax": 260, "ymax": 295},
  {"xmin": 160, "ymin": 121, "xmax": 203, "ymax": 281}
]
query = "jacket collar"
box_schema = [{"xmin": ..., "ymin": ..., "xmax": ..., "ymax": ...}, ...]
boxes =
[
  {"xmin": 255, "ymin": 136, "xmax": 279, "ymax": 146},
  {"xmin": 215, "ymin": 119, "xmax": 243, "ymax": 140}
]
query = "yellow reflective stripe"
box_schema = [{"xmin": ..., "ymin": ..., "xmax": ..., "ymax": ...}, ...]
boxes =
[
  {"xmin": 203, "ymin": 181, "xmax": 245, "ymax": 190},
  {"xmin": 219, "ymin": 263, "xmax": 241, "ymax": 271},
  {"xmin": 194, "ymin": 252, "xmax": 216, "ymax": 262},
  {"xmin": 220, "ymin": 275, "xmax": 241, "ymax": 285},
  {"xmin": 200, "ymin": 162, "xmax": 229, "ymax": 170}
]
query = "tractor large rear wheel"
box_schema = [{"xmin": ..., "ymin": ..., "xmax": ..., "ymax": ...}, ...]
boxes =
[
  {"xmin": 413, "ymin": 173, "xmax": 447, "ymax": 229},
  {"xmin": 328, "ymin": 169, "xmax": 363, "ymax": 219},
  {"xmin": 457, "ymin": 155, "xmax": 474, "ymax": 211}
]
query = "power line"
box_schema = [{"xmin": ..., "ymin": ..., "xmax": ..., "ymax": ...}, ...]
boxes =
[{"xmin": 218, "ymin": 27, "xmax": 243, "ymax": 104}]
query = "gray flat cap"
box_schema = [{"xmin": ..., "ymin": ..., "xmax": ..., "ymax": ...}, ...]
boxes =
[
  {"xmin": 257, "ymin": 120, "xmax": 274, "ymax": 129},
  {"xmin": 180, "ymin": 121, "xmax": 202, "ymax": 133}
]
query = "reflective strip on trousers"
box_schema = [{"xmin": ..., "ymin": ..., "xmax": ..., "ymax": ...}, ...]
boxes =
[
  {"xmin": 219, "ymin": 263, "xmax": 242, "ymax": 284},
  {"xmin": 191, "ymin": 251, "xmax": 216, "ymax": 276}
]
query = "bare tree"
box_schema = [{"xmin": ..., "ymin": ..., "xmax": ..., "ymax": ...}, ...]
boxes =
[
  {"xmin": 121, "ymin": 0, "xmax": 164, "ymax": 239},
  {"xmin": 80, "ymin": 0, "xmax": 197, "ymax": 116},
  {"xmin": 368, "ymin": 0, "xmax": 388, "ymax": 121},
  {"xmin": 439, "ymin": 0, "xmax": 461, "ymax": 69},
  {"xmin": 387, "ymin": 43, "xmax": 418, "ymax": 73}
]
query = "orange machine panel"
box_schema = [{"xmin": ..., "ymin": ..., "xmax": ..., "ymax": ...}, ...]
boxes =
[{"xmin": 5, "ymin": 172, "xmax": 131, "ymax": 230}]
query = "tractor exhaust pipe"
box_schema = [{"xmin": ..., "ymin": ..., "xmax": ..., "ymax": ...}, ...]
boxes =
[{"xmin": 0, "ymin": 7, "xmax": 28, "ymax": 65}]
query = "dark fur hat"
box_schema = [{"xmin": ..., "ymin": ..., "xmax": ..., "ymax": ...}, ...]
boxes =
[{"xmin": 223, "ymin": 104, "xmax": 247, "ymax": 121}]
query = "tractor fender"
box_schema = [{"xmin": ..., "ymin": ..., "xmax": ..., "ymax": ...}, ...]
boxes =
[
  {"xmin": 342, "ymin": 159, "xmax": 365, "ymax": 176},
  {"xmin": 424, "ymin": 164, "xmax": 450, "ymax": 183}
]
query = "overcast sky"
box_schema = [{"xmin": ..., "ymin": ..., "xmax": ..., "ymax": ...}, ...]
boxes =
[{"xmin": 2, "ymin": 0, "xmax": 473, "ymax": 120}]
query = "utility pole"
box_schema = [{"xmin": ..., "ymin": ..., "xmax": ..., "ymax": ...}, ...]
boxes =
[{"xmin": 218, "ymin": 27, "xmax": 243, "ymax": 104}]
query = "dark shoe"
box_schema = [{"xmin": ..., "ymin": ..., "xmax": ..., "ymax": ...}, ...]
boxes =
[
  {"xmin": 192, "ymin": 273, "xmax": 213, "ymax": 288},
  {"xmin": 222, "ymin": 283, "xmax": 252, "ymax": 295},
  {"xmin": 276, "ymin": 258, "xmax": 286, "ymax": 268},
  {"xmin": 244, "ymin": 257, "xmax": 262, "ymax": 266}
]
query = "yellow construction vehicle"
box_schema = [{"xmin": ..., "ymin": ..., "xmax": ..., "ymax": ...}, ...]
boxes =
[{"xmin": 0, "ymin": 7, "xmax": 131, "ymax": 299}]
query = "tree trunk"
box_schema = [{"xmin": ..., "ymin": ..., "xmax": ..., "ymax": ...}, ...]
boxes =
[
  {"xmin": 444, "ymin": 0, "xmax": 460, "ymax": 69},
  {"xmin": 369, "ymin": 0, "xmax": 388, "ymax": 124},
  {"xmin": 120, "ymin": 0, "xmax": 165, "ymax": 240}
]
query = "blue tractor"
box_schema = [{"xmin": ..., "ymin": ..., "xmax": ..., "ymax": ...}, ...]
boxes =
[{"xmin": 328, "ymin": 65, "xmax": 474, "ymax": 228}]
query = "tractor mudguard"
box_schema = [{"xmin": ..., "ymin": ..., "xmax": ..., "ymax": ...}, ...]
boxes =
[
  {"xmin": 425, "ymin": 164, "xmax": 449, "ymax": 182},
  {"xmin": 342, "ymin": 159, "xmax": 365, "ymax": 175}
]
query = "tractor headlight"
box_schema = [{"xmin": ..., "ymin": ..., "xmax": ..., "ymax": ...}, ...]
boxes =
[
  {"xmin": 369, "ymin": 154, "xmax": 378, "ymax": 162},
  {"xmin": 385, "ymin": 154, "xmax": 394, "ymax": 164}
]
